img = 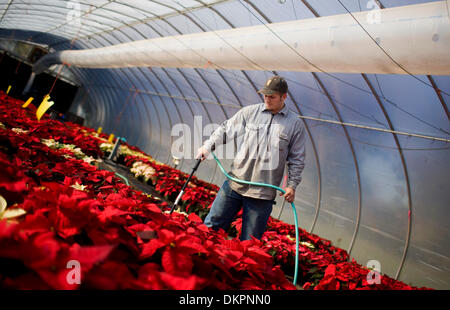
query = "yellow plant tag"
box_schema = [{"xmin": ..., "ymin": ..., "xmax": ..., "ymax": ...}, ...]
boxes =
[
  {"xmin": 36, "ymin": 94, "xmax": 54, "ymax": 121},
  {"xmin": 108, "ymin": 133, "xmax": 114, "ymax": 143},
  {"xmin": 6, "ymin": 85, "xmax": 11, "ymax": 94},
  {"xmin": 22, "ymin": 97, "xmax": 34, "ymax": 108},
  {"xmin": 97, "ymin": 126, "xmax": 103, "ymax": 134}
]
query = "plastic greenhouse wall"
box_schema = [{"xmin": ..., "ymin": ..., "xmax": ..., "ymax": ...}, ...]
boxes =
[{"xmin": 0, "ymin": 0, "xmax": 448, "ymax": 289}]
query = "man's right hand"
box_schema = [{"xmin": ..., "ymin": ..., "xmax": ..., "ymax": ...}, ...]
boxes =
[{"xmin": 195, "ymin": 146, "xmax": 210, "ymax": 161}]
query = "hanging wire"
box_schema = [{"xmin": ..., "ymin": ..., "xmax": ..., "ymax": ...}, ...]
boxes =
[
  {"xmin": 152, "ymin": 0, "xmax": 269, "ymax": 80},
  {"xmin": 237, "ymin": 0, "xmax": 373, "ymax": 92},
  {"xmin": 321, "ymin": 118, "xmax": 450, "ymax": 151},
  {"xmin": 84, "ymin": 80, "xmax": 450, "ymax": 144},
  {"xmin": 142, "ymin": 0, "xmax": 386, "ymax": 129},
  {"xmin": 16, "ymin": 0, "xmax": 444, "ymax": 137},
  {"xmin": 336, "ymin": 0, "xmax": 450, "ymax": 97},
  {"xmin": 46, "ymin": 2, "xmax": 93, "ymax": 97},
  {"xmin": 294, "ymin": 113, "xmax": 449, "ymax": 143},
  {"xmin": 236, "ymin": 0, "xmax": 449, "ymax": 136},
  {"xmin": 177, "ymin": 0, "xmax": 390, "ymax": 127},
  {"xmin": 7, "ymin": 0, "xmax": 447, "ymax": 138}
]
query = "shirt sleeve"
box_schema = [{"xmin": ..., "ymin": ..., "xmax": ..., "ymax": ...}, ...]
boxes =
[
  {"xmin": 203, "ymin": 106, "xmax": 248, "ymax": 152},
  {"xmin": 286, "ymin": 121, "xmax": 306, "ymax": 190}
]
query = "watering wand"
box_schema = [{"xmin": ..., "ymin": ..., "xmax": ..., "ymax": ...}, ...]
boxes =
[{"xmin": 169, "ymin": 157, "xmax": 202, "ymax": 214}]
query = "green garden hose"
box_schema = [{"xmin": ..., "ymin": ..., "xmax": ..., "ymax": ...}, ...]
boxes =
[
  {"xmin": 114, "ymin": 172, "xmax": 130, "ymax": 186},
  {"xmin": 211, "ymin": 151, "xmax": 299, "ymax": 287}
]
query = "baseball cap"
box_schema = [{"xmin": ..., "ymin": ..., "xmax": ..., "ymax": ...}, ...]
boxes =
[{"xmin": 257, "ymin": 76, "xmax": 288, "ymax": 95}]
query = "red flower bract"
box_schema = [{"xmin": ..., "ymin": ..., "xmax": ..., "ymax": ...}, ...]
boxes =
[{"xmin": 0, "ymin": 93, "xmax": 432, "ymax": 290}]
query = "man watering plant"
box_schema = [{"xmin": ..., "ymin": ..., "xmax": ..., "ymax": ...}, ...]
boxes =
[{"xmin": 196, "ymin": 76, "xmax": 306, "ymax": 241}]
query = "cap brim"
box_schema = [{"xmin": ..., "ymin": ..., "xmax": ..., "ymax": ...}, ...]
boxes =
[{"xmin": 257, "ymin": 87, "xmax": 277, "ymax": 95}]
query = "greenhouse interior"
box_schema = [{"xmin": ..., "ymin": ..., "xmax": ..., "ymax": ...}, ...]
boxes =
[{"xmin": 0, "ymin": 0, "xmax": 448, "ymax": 291}]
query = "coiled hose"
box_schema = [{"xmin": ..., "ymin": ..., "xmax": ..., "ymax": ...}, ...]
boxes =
[{"xmin": 211, "ymin": 151, "xmax": 299, "ymax": 287}]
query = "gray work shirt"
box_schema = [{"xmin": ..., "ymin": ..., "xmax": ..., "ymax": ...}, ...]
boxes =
[{"xmin": 203, "ymin": 102, "xmax": 306, "ymax": 200}]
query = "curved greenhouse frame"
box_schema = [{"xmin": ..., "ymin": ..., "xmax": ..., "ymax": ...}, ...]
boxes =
[{"xmin": 0, "ymin": 0, "xmax": 448, "ymax": 290}]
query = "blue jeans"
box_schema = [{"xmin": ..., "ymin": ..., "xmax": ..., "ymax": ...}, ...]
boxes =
[{"xmin": 204, "ymin": 180, "xmax": 274, "ymax": 241}]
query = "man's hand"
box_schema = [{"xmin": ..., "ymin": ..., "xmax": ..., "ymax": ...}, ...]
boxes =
[
  {"xmin": 280, "ymin": 187, "xmax": 295, "ymax": 203},
  {"xmin": 195, "ymin": 146, "xmax": 210, "ymax": 161}
]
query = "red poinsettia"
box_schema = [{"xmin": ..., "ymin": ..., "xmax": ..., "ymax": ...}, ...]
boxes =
[{"xmin": 0, "ymin": 93, "xmax": 433, "ymax": 290}]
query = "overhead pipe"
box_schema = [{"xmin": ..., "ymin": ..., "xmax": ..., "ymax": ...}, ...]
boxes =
[{"xmin": 33, "ymin": 1, "xmax": 450, "ymax": 75}]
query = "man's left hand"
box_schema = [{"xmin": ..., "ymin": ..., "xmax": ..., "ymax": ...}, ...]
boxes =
[{"xmin": 280, "ymin": 187, "xmax": 295, "ymax": 203}]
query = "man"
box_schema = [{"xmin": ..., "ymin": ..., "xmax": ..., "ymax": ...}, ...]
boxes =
[{"xmin": 196, "ymin": 76, "xmax": 306, "ymax": 241}]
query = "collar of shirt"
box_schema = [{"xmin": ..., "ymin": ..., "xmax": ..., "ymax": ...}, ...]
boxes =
[{"xmin": 261, "ymin": 102, "xmax": 289, "ymax": 116}]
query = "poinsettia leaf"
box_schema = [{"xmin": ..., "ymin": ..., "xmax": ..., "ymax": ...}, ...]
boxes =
[
  {"xmin": 98, "ymin": 205, "xmax": 129, "ymax": 223},
  {"xmin": 125, "ymin": 223, "xmax": 151, "ymax": 235},
  {"xmin": 0, "ymin": 97, "xmax": 431, "ymax": 291},
  {"xmin": 0, "ymin": 195, "xmax": 6, "ymax": 214},
  {"xmin": 68, "ymin": 244, "xmax": 115, "ymax": 268},
  {"xmin": 158, "ymin": 229, "xmax": 175, "ymax": 244},
  {"xmin": 0, "ymin": 219, "xmax": 18, "ymax": 239},
  {"xmin": 196, "ymin": 224, "xmax": 210, "ymax": 233},
  {"xmin": 187, "ymin": 212, "xmax": 202, "ymax": 223},
  {"xmin": 36, "ymin": 268, "xmax": 79, "ymax": 290},
  {"xmin": 161, "ymin": 247, "xmax": 193, "ymax": 275},
  {"xmin": 28, "ymin": 232, "xmax": 61, "ymax": 269},
  {"xmin": 2, "ymin": 208, "xmax": 26, "ymax": 219},
  {"xmin": 15, "ymin": 212, "xmax": 51, "ymax": 237},
  {"xmin": 177, "ymin": 236, "xmax": 208, "ymax": 255},
  {"xmin": 0, "ymin": 178, "xmax": 28, "ymax": 193},
  {"xmin": 140, "ymin": 238, "xmax": 166, "ymax": 259},
  {"xmin": 159, "ymin": 272, "xmax": 203, "ymax": 290},
  {"xmin": 83, "ymin": 261, "xmax": 136, "ymax": 290}
]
